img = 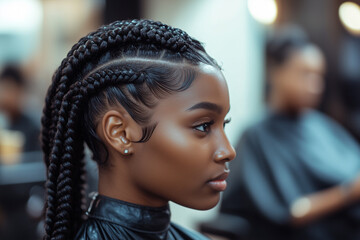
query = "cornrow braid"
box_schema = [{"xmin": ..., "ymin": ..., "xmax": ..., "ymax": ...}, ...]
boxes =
[
  {"xmin": 42, "ymin": 19, "xmax": 210, "ymax": 165},
  {"xmin": 41, "ymin": 19, "xmax": 219, "ymax": 240}
]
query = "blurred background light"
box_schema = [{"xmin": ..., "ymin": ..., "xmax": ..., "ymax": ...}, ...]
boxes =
[
  {"xmin": 0, "ymin": 0, "xmax": 42, "ymax": 33},
  {"xmin": 0, "ymin": 0, "xmax": 43, "ymax": 63},
  {"xmin": 339, "ymin": 1, "xmax": 360, "ymax": 35},
  {"xmin": 247, "ymin": 0, "xmax": 278, "ymax": 24}
]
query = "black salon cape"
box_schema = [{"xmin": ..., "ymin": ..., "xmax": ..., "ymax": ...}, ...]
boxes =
[
  {"xmin": 75, "ymin": 194, "xmax": 209, "ymax": 240},
  {"xmin": 221, "ymin": 110, "xmax": 360, "ymax": 240}
]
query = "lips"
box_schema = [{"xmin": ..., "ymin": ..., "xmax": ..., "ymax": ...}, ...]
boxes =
[
  {"xmin": 210, "ymin": 171, "xmax": 229, "ymax": 182},
  {"xmin": 207, "ymin": 170, "xmax": 230, "ymax": 192}
]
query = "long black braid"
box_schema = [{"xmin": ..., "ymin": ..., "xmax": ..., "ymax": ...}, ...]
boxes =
[{"xmin": 41, "ymin": 19, "xmax": 219, "ymax": 240}]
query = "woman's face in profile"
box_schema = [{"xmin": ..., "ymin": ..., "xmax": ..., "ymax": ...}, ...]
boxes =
[{"xmin": 129, "ymin": 64, "xmax": 236, "ymax": 210}]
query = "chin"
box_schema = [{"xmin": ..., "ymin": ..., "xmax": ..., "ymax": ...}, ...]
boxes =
[
  {"xmin": 302, "ymin": 96, "xmax": 320, "ymax": 109},
  {"xmin": 175, "ymin": 193, "xmax": 221, "ymax": 210}
]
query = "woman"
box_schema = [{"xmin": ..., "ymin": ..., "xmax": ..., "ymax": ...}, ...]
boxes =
[
  {"xmin": 41, "ymin": 19, "xmax": 236, "ymax": 240},
  {"xmin": 220, "ymin": 28, "xmax": 360, "ymax": 240}
]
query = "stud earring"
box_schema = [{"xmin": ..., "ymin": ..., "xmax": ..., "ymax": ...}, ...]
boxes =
[{"xmin": 124, "ymin": 149, "xmax": 129, "ymax": 154}]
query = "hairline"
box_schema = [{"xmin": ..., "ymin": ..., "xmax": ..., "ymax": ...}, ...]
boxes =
[{"xmin": 82, "ymin": 57, "xmax": 204, "ymax": 81}]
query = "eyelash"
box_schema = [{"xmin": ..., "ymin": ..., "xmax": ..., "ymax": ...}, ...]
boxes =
[
  {"xmin": 224, "ymin": 118, "xmax": 231, "ymax": 127},
  {"xmin": 193, "ymin": 118, "xmax": 231, "ymax": 133},
  {"xmin": 194, "ymin": 120, "xmax": 214, "ymax": 133}
]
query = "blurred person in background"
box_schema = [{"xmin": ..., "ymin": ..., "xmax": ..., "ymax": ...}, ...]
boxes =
[
  {"xmin": 0, "ymin": 65, "xmax": 41, "ymax": 153},
  {"xmin": 0, "ymin": 65, "xmax": 43, "ymax": 239},
  {"xmin": 219, "ymin": 27, "xmax": 360, "ymax": 240}
]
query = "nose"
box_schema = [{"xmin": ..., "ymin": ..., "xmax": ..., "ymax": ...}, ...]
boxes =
[{"xmin": 214, "ymin": 133, "xmax": 236, "ymax": 163}]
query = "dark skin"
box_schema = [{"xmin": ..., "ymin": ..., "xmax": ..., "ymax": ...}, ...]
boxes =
[{"xmin": 97, "ymin": 64, "xmax": 236, "ymax": 210}]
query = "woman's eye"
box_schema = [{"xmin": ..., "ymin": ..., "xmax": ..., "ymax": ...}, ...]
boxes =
[{"xmin": 194, "ymin": 121, "xmax": 214, "ymax": 133}]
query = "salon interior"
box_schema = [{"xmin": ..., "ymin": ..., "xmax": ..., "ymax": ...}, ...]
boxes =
[{"xmin": 1, "ymin": 0, "xmax": 360, "ymax": 239}]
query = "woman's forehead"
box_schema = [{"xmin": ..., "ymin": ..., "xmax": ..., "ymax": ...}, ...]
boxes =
[{"xmin": 152, "ymin": 66, "xmax": 230, "ymax": 118}]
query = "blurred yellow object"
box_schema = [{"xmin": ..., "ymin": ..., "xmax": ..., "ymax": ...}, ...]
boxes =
[
  {"xmin": 339, "ymin": 2, "xmax": 360, "ymax": 35},
  {"xmin": 0, "ymin": 129, "xmax": 24, "ymax": 165}
]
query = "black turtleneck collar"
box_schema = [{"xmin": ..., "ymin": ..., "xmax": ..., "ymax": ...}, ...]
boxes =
[{"xmin": 86, "ymin": 194, "xmax": 171, "ymax": 233}]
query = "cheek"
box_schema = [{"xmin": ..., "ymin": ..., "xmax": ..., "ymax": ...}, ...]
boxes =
[
  {"xmin": 140, "ymin": 124, "xmax": 210, "ymax": 179},
  {"xmin": 131, "ymin": 123, "xmax": 214, "ymax": 197},
  {"xmin": 287, "ymin": 79, "xmax": 306, "ymax": 98},
  {"xmin": 306, "ymin": 77, "xmax": 324, "ymax": 95},
  {"xmin": 281, "ymin": 80, "xmax": 298, "ymax": 99}
]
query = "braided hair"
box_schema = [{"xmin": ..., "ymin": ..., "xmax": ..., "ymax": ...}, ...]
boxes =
[{"xmin": 41, "ymin": 19, "xmax": 219, "ymax": 240}]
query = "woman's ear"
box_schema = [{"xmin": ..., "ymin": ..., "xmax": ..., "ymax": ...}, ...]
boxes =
[{"xmin": 101, "ymin": 110, "xmax": 134, "ymax": 156}]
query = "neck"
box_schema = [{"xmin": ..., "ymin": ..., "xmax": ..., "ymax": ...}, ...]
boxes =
[{"xmin": 98, "ymin": 163, "xmax": 168, "ymax": 208}]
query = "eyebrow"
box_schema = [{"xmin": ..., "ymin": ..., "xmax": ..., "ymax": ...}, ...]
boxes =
[{"xmin": 186, "ymin": 102, "xmax": 224, "ymax": 114}]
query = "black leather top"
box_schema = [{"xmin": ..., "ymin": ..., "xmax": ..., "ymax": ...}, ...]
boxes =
[{"xmin": 75, "ymin": 194, "xmax": 209, "ymax": 240}]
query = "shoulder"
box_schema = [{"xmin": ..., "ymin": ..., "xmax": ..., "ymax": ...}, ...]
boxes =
[
  {"xmin": 306, "ymin": 110, "xmax": 332, "ymax": 123},
  {"xmin": 170, "ymin": 222, "xmax": 210, "ymax": 240},
  {"xmin": 305, "ymin": 110, "xmax": 341, "ymax": 127},
  {"xmin": 307, "ymin": 110, "xmax": 351, "ymax": 135}
]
